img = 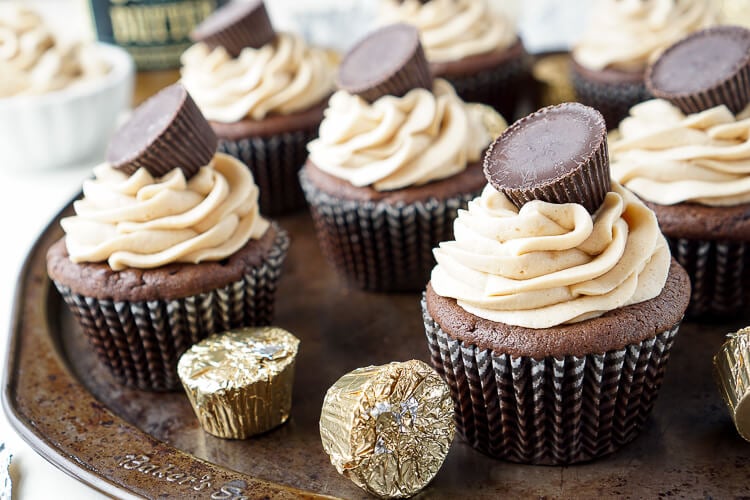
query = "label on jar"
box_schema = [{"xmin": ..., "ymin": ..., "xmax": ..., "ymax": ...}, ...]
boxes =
[{"xmin": 88, "ymin": 0, "xmax": 226, "ymax": 70}]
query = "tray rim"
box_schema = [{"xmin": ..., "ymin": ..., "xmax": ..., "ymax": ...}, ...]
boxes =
[{"xmin": 1, "ymin": 196, "xmax": 336, "ymax": 500}]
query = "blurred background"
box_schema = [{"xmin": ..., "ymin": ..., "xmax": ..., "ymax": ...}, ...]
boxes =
[{"xmin": 0, "ymin": 0, "xmax": 747, "ymax": 498}]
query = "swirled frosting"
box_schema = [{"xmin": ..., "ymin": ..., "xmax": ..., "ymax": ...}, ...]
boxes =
[
  {"xmin": 0, "ymin": 6, "xmax": 109, "ymax": 97},
  {"xmin": 61, "ymin": 153, "xmax": 269, "ymax": 271},
  {"xmin": 180, "ymin": 32, "xmax": 336, "ymax": 122},
  {"xmin": 379, "ymin": 0, "xmax": 516, "ymax": 63},
  {"xmin": 573, "ymin": 0, "xmax": 717, "ymax": 72},
  {"xmin": 611, "ymin": 100, "xmax": 750, "ymax": 206},
  {"xmin": 307, "ymin": 79, "xmax": 504, "ymax": 191},
  {"xmin": 430, "ymin": 182, "xmax": 670, "ymax": 328}
]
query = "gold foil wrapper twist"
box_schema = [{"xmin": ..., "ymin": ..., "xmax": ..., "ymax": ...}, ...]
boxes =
[
  {"xmin": 177, "ymin": 327, "xmax": 300, "ymax": 439},
  {"xmin": 319, "ymin": 360, "xmax": 455, "ymax": 499},
  {"xmin": 713, "ymin": 327, "xmax": 750, "ymax": 442}
]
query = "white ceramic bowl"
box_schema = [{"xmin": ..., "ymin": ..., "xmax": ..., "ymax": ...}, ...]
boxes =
[{"xmin": 0, "ymin": 43, "xmax": 134, "ymax": 171}]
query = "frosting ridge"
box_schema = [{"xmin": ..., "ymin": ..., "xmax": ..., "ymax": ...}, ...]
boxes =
[
  {"xmin": 307, "ymin": 79, "xmax": 505, "ymax": 191},
  {"xmin": 430, "ymin": 182, "xmax": 670, "ymax": 328},
  {"xmin": 572, "ymin": 0, "xmax": 717, "ymax": 72},
  {"xmin": 61, "ymin": 153, "xmax": 269, "ymax": 271},
  {"xmin": 611, "ymin": 99, "xmax": 750, "ymax": 206},
  {"xmin": 180, "ymin": 32, "xmax": 336, "ymax": 122},
  {"xmin": 379, "ymin": 0, "xmax": 516, "ymax": 63},
  {"xmin": 0, "ymin": 6, "xmax": 109, "ymax": 97}
]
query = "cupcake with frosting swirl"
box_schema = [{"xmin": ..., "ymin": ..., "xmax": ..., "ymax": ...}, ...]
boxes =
[
  {"xmin": 571, "ymin": 0, "xmax": 717, "ymax": 129},
  {"xmin": 610, "ymin": 25, "xmax": 750, "ymax": 316},
  {"xmin": 180, "ymin": 0, "xmax": 337, "ymax": 215},
  {"xmin": 299, "ymin": 24, "xmax": 507, "ymax": 292},
  {"xmin": 423, "ymin": 101, "xmax": 690, "ymax": 464},
  {"xmin": 46, "ymin": 84, "xmax": 290, "ymax": 391},
  {"xmin": 379, "ymin": 0, "xmax": 530, "ymax": 120}
]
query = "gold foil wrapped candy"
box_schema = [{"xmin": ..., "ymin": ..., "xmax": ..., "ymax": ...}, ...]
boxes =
[
  {"xmin": 319, "ymin": 360, "xmax": 455, "ymax": 499},
  {"xmin": 713, "ymin": 327, "xmax": 750, "ymax": 442},
  {"xmin": 177, "ymin": 327, "xmax": 300, "ymax": 439}
]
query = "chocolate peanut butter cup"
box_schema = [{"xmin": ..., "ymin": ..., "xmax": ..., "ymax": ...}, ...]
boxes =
[
  {"xmin": 106, "ymin": 83, "xmax": 217, "ymax": 180},
  {"xmin": 646, "ymin": 26, "xmax": 750, "ymax": 115},
  {"xmin": 337, "ymin": 23, "xmax": 433, "ymax": 103},
  {"xmin": 483, "ymin": 102, "xmax": 609, "ymax": 214},
  {"xmin": 190, "ymin": 0, "xmax": 275, "ymax": 57}
]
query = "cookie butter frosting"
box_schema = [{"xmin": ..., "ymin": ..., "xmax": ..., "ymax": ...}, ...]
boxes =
[
  {"xmin": 611, "ymin": 100, "xmax": 750, "ymax": 206},
  {"xmin": 0, "ymin": 6, "xmax": 109, "ymax": 97},
  {"xmin": 573, "ymin": 0, "xmax": 717, "ymax": 72},
  {"xmin": 180, "ymin": 33, "xmax": 335, "ymax": 122},
  {"xmin": 430, "ymin": 182, "xmax": 670, "ymax": 328},
  {"xmin": 307, "ymin": 79, "xmax": 504, "ymax": 191},
  {"xmin": 61, "ymin": 153, "xmax": 269, "ymax": 271},
  {"xmin": 380, "ymin": 0, "xmax": 516, "ymax": 63}
]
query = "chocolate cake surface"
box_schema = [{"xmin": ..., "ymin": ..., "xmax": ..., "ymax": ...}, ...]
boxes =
[{"xmin": 425, "ymin": 259, "xmax": 690, "ymax": 359}]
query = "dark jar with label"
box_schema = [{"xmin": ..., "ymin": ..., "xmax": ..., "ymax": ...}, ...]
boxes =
[{"xmin": 88, "ymin": 0, "xmax": 227, "ymax": 70}]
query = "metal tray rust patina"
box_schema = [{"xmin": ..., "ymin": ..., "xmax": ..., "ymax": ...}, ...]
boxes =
[{"xmin": 4, "ymin": 201, "xmax": 750, "ymax": 499}]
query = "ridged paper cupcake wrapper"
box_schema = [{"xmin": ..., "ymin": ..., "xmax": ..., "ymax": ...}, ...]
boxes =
[
  {"xmin": 421, "ymin": 296, "xmax": 681, "ymax": 465},
  {"xmin": 53, "ymin": 226, "xmax": 290, "ymax": 392},
  {"xmin": 218, "ymin": 127, "xmax": 318, "ymax": 216},
  {"xmin": 442, "ymin": 52, "xmax": 531, "ymax": 122},
  {"xmin": 661, "ymin": 63, "xmax": 750, "ymax": 115},
  {"xmin": 299, "ymin": 170, "xmax": 478, "ymax": 293},
  {"xmin": 713, "ymin": 330, "xmax": 750, "ymax": 442},
  {"xmin": 668, "ymin": 236, "xmax": 750, "ymax": 318},
  {"xmin": 571, "ymin": 67, "xmax": 651, "ymax": 130}
]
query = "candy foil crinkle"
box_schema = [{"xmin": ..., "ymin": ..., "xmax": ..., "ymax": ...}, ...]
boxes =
[
  {"xmin": 319, "ymin": 360, "xmax": 454, "ymax": 499},
  {"xmin": 178, "ymin": 327, "xmax": 300, "ymax": 439},
  {"xmin": 714, "ymin": 327, "xmax": 750, "ymax": 442}
]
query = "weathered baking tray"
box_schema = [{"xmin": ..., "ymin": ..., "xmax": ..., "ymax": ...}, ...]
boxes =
[{"xmin": 4, "ymin": 200, "xmax": 750, "ymax": 499}]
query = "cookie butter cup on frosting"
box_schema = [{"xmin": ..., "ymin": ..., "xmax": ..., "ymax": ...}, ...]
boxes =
[
  {"xmin": 611, "ymin": 25, "xmax": 750, "ymax": 317},
  {"xmin": 423, "ymin": 102, "xmax": 690, "ymax": 463},
  {"xmin": 47, "ymin": 85, "xmax": 290, "ymax": 391},
  {"xmin": 570, "ymin": 0, "xmax": 718, "ymax": 128},
  {"xmin": 379, "ymin": 0, "xmax": 531, "ymax": 121},
  {"xmin": 180, "ymin": 1, "xmax": 337, "ymax": 216},
  {"xmin": 300, "ymin": 24, "xmax": 507, "ymax": 292}
]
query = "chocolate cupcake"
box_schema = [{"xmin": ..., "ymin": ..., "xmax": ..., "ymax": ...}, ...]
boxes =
[
  {"xmin": 180, "ymin": 0, "xmax": 337, "ymax": 215},
  {"xmin": 300, "ymin": 24, "xmax": 507, "ymax": 292},
  {"xmin": 611, "ymin": 26, "xmax": 750, "ymax": 317},
  {"xmin": 46, "ymin": 84, "xmax": 290, "ymax": 391},
  {"xmin": 423, "ymin": 102, "xmax": 691, "ymax": 464},
  {"xmin": 379, "ymin": 0, "xmax": 531, "ymax": 120},
  {"xmin": 571, "ymin": 0, "xmax": 717, "ymax": 129}
]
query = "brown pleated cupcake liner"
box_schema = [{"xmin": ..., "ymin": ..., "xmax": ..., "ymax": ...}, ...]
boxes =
[
  {"xmin": 571, "ymin": 67, "xmax": 651, "ymax": 131},
  {"xmin": 422, "ymin": 296, "xmax": 681, "ymax": 464},
  {"xmin": 218, "ymin": 127, "xmax": 318, "ymax": 216},
  {"xmin": 299, "ymin": 170, "xmax": 478, "ymax": 292},
  {"xmin": 668, "ymin": 236, "xmax": 750, "ymax": 318},
  {"xmin": 53, "ymin": 225, "xmax": 290, "ymax": 392},
  {"xmin": 443, "ymin": 52, "xmax": 531, "ymax": 122}
]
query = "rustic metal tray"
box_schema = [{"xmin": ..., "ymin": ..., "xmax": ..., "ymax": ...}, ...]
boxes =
[{"xmin": 4, "ymin": 200, "xmax": 750, "ymax": 499}]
